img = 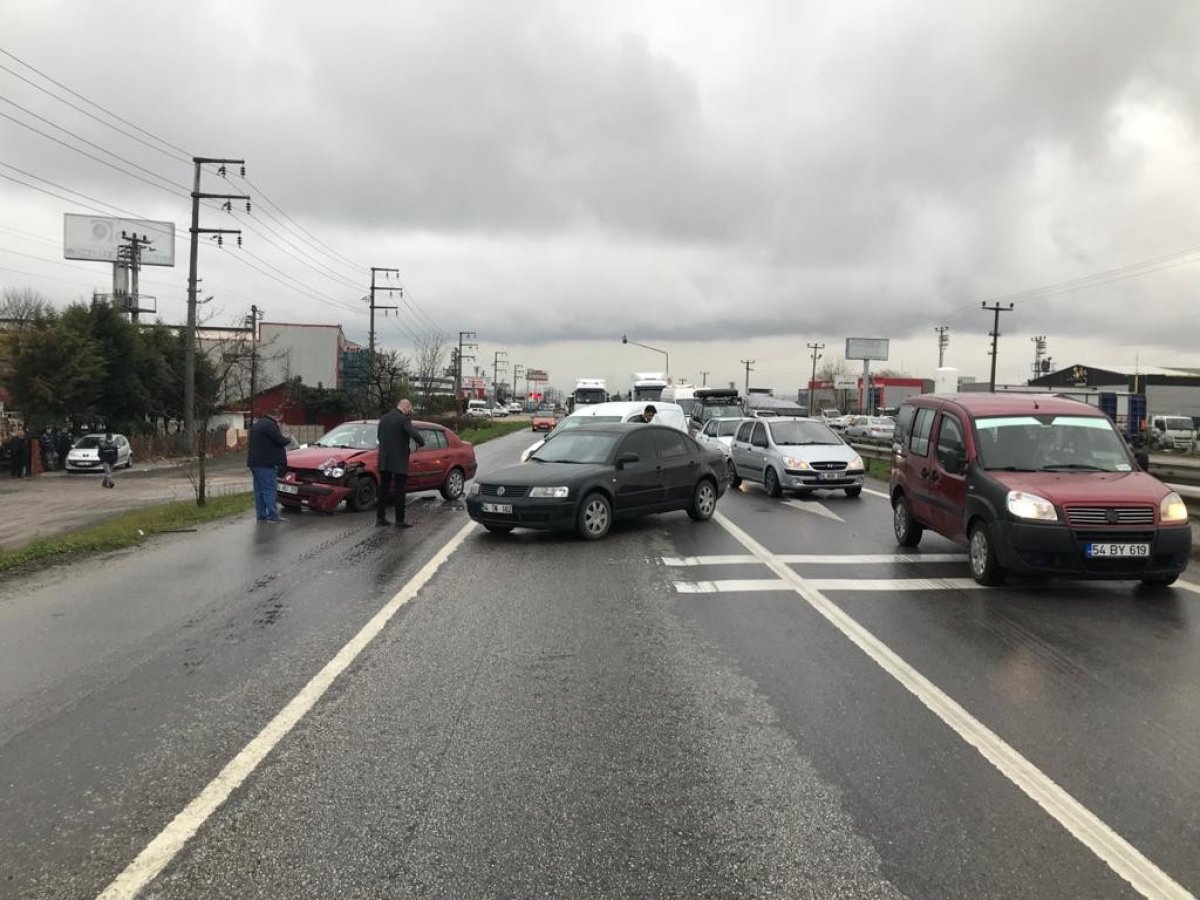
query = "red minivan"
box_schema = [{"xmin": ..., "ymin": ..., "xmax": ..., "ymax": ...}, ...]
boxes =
[{"xmin": 889, "ymin": 394, "xmax": 1191, "ymax": 586}]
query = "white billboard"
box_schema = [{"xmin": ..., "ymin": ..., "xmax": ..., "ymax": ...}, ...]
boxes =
[
  {"xmin": 845, "ymin": 337, "xmax": 889, "ymax": 361},
  {"xmin": 63, "ymin": 215, "xmax": 176, "ymax": 266}
]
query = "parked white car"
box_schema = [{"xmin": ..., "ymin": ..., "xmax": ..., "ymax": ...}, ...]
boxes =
[
  {"xmin": 520, "ymin": 400, "xmax": 689, "ymax": 462},
  {"xmin": 489, "ymin": 404, "xmax": 510, "ymax": 417},
  {"xmin": 696, "ymin": 416, "xmax": 749, "ymax": 486},
  {"xmin": 66, "ymin": 433, "xmax": 133, "ymax": 471}
]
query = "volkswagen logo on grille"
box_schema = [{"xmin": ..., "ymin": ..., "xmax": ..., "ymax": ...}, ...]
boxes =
[
  {"xmin": 497, "ymin": 486, "xmax": 506, "ymax": 496},
  {"xmin": 1105, "ymin": 508, "xmax": 1120, "ymax": 524}
]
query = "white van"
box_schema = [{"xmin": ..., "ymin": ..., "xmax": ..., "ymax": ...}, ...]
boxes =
[
  {"xmin": 1150, "ymin": 415, "xmax": 1195, "ymax": 450},
  {"xmin": 466, "ymin": 399, "xmax": 490, "ymax": 418},
  {"xmin": 660, "ymin": 385, "xmax": 698, "ymax": 418},
  {"xmin": 520, "ymin": 400, "xmax": 689, "ymax": 462}
]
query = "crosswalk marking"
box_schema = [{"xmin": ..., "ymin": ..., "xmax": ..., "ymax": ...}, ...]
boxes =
[
  {"xmin": 662, "ymin": 553, "xmax": 965, "ymax": 567},
  {"xmin": 673, "ymin": 576, "xmax": 981, "ymax": 594},
  {"xmin": 805, "ymin": 578, "xmax": 981, "ymax": 592},
  {"xmin": 783, "ymin": 499, "xmax": 844, "ymax": 522},
  {"xmin": 673, "ymin": 579, "xmax": 791, "ymax": 593}
]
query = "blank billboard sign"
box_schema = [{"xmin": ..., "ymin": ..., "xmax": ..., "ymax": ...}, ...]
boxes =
[
  {"xmin": 63, "ymin": 215, "xmax": 176, "ymax": 266},
  {"xmin": 845, "ymin": 337, "xmax": 889, "ymax": 361}
]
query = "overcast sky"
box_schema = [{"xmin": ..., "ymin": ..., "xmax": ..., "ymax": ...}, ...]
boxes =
[{"xmin": 4, "ymin": 0, "xmax": 1200, "ymax": 396}]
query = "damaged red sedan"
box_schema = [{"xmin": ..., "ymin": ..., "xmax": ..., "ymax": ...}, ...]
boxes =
[{"xmin": 277, "ymin": 419, "xmax": 477, "ymax": 514}]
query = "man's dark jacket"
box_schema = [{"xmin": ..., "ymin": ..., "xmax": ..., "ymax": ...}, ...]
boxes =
[
  {"xmin": 377, "ymin": 409, "xmax": 424, "ymax": 474},
  {"xmin": 247, "ymin": 416, "xmax": 290, "ymax": 469}
]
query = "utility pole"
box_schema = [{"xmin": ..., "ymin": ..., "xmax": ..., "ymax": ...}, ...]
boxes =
[
  {"xmin": 492, "ymin": 350, "xmax": 508, "ymax": 402},
  {"xmin": 186, "ymin": 157, "xmax": 248, "ymax": 445},
  {"xmin": 246, "ymin": 304, "xmax": 260, "ymax": 425},
  {"xmin": 699, "ymin": 370, "xmax": 709, "ymax": 386},
  {"xmin": 456, "ymin": 330, "xmax": 477, "ymax": 410},
  {"xmin": 1031, "ymin": 335, "xmax": 1047, "ymax": 383},
  {"xmin": 512, "ymin": 364, "xmax": 525, "ymax": 406},
  {"xmin": 118, "ymin": 231, "xmax": 155, "ymax": 322},
  {"xmin": 806, "ymin": 342, "xmax": 824, "ymax": 394},
  {"xmin": 740, "ymin": 359, "xmax": 755, "ymax": 397},
  {"xmin": 982, "ymin": 302, "xmax": 1015, "ymax": 392},
  {"xmin": 367, "ymin": 267, "xmax": 401, "ymax": 410},
  {"xmin": 935, "ymin": 325, "xmax": 950, "ymax": 368}
]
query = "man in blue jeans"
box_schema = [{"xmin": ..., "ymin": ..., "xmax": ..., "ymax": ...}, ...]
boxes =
[{"xmin": 247, "ymin": 409, "xmax": 291, "ymax": 522}]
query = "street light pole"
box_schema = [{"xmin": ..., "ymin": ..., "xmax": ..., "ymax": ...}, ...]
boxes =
[{"xmin": 621, "ymin": 334, "xmax": 668, "ymax": 376}]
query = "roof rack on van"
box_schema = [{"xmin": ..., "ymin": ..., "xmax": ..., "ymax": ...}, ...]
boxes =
[{"xmin": 695, "ymin": 387, "xmax": 739, "ymax": 400}]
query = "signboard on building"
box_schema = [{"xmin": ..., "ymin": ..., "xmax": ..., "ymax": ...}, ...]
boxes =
[
  {"xmin": 526, "ymin": 369, "xmax": 548, "ymax": 382},
  {"xmin": 63, "ymin": 214, "xmax": 176, "ymax": 266},
  {"xmin": 834, "ymin": 378, "xmax": 857, "ymax": 390},
  {"xmin": 845, "ymin": 338, "xmax": 889, "ymax": 361}
]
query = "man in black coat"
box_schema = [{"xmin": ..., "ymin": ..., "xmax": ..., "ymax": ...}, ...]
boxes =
[
  {"xmin": 376, "ymin": 398, "xmax": 425, "ymax": 527},
  {"xmin": 247, "ymin": 410, "xmax": 291, "ymax": 522}
]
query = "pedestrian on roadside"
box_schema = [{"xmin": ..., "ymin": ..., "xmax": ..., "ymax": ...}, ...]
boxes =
[
  {"xmin": 247, "ymin": 408, "xmax": 291, "ymax": 522},
  {"xmin": 41, "ymin": 428, "xmax": 58, "ymax": 472},
  {"xmin": 98, "ymin": 431, "xmax": 119, "ymax": 488},
  {"xmin": 376, "ymin": 397, "xmax": 425, "ymax": 528},
  {"xmin": 9, "ymin": 430, "xmax": 28, "ymax": 478}
]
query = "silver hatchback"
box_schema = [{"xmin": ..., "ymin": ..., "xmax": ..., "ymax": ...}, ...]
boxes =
[{"xmin": 730, "ymin": 417, "xmax": 865, "ymax": 498}]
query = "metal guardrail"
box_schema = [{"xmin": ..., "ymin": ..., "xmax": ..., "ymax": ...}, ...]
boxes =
[{"xmin": 848, "ymin": 442, "xmax": 1200, "ymax": 519}]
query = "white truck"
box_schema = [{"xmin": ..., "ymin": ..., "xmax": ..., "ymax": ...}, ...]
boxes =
[
  {"xmin": 632, "ymin": 372, "xmax": 669, "ymax": 401},
  {"xmin": 570, "ymin": 378, "xmax": 608, "ymax": 411},
  {"xmin": 1149, "ymin": 414, "xmax": 1196, "ymax": 451}
]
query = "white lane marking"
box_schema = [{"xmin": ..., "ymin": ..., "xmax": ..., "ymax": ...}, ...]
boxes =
[
  {"xmin": 96, "ymin": 519, "xmax": 479, "ymax": 900},
  {"xmin": 783, "ymin": 498, "xmax": 844, "ymax": 522},
  {"xmin": 674, "ymin": 579, "xmax": 791, "ymax": 593},
  {"xmin": 713, "ymin": 510, "xmax": 1191, "ymax": 900},
  {"xmin": 1174, "ymin": 580, "xmax": 1200, "ymax": 596},
  {"xmin": 662, "ymin": 554, "xmax": 759, "ymax": 566},
  {"xmin": 663, "ymin": 553, "xmax": 965, "ymax": 567},
  {"xmin": 863, "ymin": 487, "xmax": 891, "ymax": 500},
  {"xmin": 806, "ymin": 578, "xmax": 981, "ymax": 592}
]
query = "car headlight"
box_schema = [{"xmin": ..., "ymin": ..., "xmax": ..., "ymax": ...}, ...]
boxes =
[
  {"xmin": 1160, "ymin": 491, "xmax": 1188, "ymax": 524},
  {"xmin": 322, "ymin": 466, "xmax": 346, "ymax": 478},
  {"xmin": 466, "ymin": 482, "xmax": 481, "ymax": 496},
  {"xmin": 1006, "ymin": 490, "xmax": 1058, "ymax": 521},
  {"xmin": 847, "ymin": 454, "xmax": 864, "ymax": 471},
  {"xmin": 783, "ymin": 456, "xmax": 812, "ymax": 470},
  {"xmin": 529, "ymin": 485, "xmax": 569, "ymax": 499}
]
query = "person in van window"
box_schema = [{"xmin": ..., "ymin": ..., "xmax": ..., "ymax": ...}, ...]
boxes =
[{"xmin": 639, "ymin": 405, "xmax": 657, "ymax": 423}]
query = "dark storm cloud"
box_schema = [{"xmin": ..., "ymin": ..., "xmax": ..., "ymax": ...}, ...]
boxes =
[{"xmin": 4, "ymin": 0, "xmax": 1200, "ymax": 361}]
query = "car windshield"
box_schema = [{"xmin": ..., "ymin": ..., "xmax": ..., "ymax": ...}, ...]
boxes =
[
  {"xmin": 769, "ymin": 420, "xmax": 840, "ymax": 445},
  {"xmin": 551, "ymin": 415, "xmax": 621, "ymax": 435},
  {"xmin": 975, "ymin": 415, "xmax": 1133, "ymax": 472},
  {"xmin": 715, "ymin": 419, "xmax": 742, "ymax": 437},
  {"xmin": 700, "ymin": 403, "xmax": 743, "ymax": 420},
  {"xmin": 312, "ymin": 424, "xmax": 377, "ymax": 450},
  {"xmin": 675, "ymin": 398, "xmax": 699, "ymax": 416},
  {"xmin": 531, "ymin": 431, "xmax": 619, "ymax": 464},
  {"xmin": 1162, "ymin": 417, "xmax": 1192, "ymax": 430},
  {"xmin": 74, "ymin": 436, "xmax": 102, "ymax": 449}
]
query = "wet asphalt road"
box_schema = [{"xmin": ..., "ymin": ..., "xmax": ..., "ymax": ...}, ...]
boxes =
[{"xmin": 1, "ymin": 430, "xmax": 1198, "ymax": 899}]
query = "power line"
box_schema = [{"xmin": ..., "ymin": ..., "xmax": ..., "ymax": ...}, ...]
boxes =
[
  {"xmin": 0, "ymin": 62, "xmax": 193, "ymax": 167},
  {"xmin": 0, "ymin": 47, "xmax": 193, "ymax": 160},
  {"xmin": 0, "ymin": 96, "xmax": 187, "ymax": 193},
  {"xmin": 235, "ymin": 174, "xmax": 364, "ymax": 272},
  {"xmin": 0, "ymin": 109, "xmax": 187, "ymax": 200},
  {"xmin": 0, "ymin": 159, "xmax": 147, "ymax": 217}
]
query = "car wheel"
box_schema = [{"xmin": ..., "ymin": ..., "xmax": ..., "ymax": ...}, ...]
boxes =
[
  {"xmin": 844, "ymin": 486, "xmax": 862, "ymax": 498},
  {"xmin": 577, "ymin": 492, "xmax": 612, "ymax": 540},
  {"xmin": 893, "ymin": 494, "xmax": 923, "ymax": 547},
  {"xmin": 726, "ymin": 458, "xmax": 741, "ymax": 489},
  {"xmin": 346, "ymin": 475, "xmax": 377, "ymax": 512},
  {"xmin": 764, "ymin": 466, "xmax": 782, "ymax": 498},
  {"xmin": 687, "ymin": 478, "xmax": 718, "ymax": 521},
  {"xmin": 968, "ymin": 519, "xmax": 1006, "ymax": 586},
  {"xmin": 440, "ymin": 467, "xmax": 466, "ymax": 500},
  {"xmin": 126, "ymin": 456, "xmax": 134, "ymax": 469},
  {"xmin": 484, "ymin": 524, "xmax": 514, "ymax": 535}
]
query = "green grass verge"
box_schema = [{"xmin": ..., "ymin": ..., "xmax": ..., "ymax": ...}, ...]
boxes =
[
  {"xmin": 864, "ymin": 455, "xmax": 892, "ymax": 481},
  {"xmin": 0, "ymin": 492, "xmax": 254, "ymax": 574},
  {"xmin": 457, "ymin": 418, "xmax": 534, "ymax": 444}
]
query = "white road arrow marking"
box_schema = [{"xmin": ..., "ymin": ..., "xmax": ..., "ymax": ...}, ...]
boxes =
[{"xmin": 782, "ymin": 498, "xmax": 844, "ymax": 522}]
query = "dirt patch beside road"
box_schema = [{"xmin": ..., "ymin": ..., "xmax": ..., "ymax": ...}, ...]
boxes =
[{"xmin": 0, "ymin": 456, "xmax": 252, "ymax": 551}]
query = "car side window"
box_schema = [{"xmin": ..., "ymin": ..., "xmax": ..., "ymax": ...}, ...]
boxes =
[
  {"xmin": 909, "ymin": 408, "xmax": 935, "ymax": 456},
  {"xmin": 893, "ymin": 405, "xmax": 915, "ymax": 446},
  {"xmin": 621, "ymin": 429, "xmax": 657, "ymax": 461},
  {"xmin": 703, "ymin": 421, "xmax": 717, "ymax": 437},
  {"xmin": 935, "ymin": 415, "xmax": 965, "ymax": 471},
  {"xmin": 751, "ymin": 423, "xmax": 768, "ymax": 448},
  {"xmin": 654, "ymin": 430, "xmax": 689, "ymax": 459},
  {"xmin": 425, "ymin": 429, "xmax": 449, "ymax": 450},
  {"xmin": 736, "ymin": 422, "xmax": 755, "ymax": 443}
]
